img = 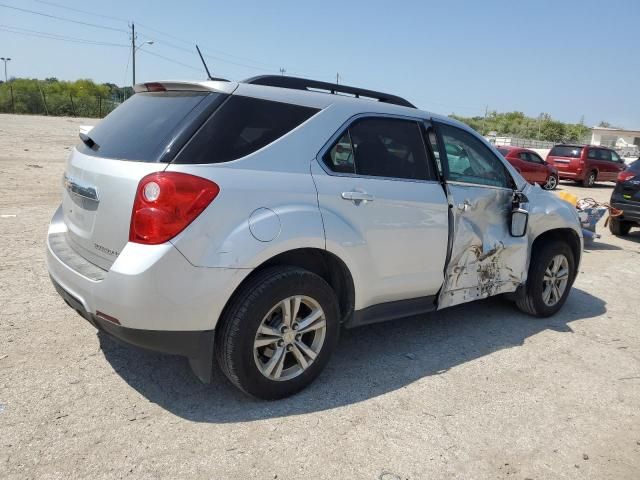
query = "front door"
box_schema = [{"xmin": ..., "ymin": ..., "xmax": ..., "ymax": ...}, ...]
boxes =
[
  {"xmin": 430, "ymin": 121, "xmax": 529, "ymax": 309},
  {"xmin": 312, "ymin": 115, "xmax": 449, "ymax": 310}
]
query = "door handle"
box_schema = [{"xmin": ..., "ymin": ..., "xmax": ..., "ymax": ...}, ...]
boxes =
[
  {"xmin": 341, "ymin": 191, "xmax": 374, "ymax": 204},
  {"xmin": 456, "ymin": 199, "xmax": 473, "ymax": 212}
]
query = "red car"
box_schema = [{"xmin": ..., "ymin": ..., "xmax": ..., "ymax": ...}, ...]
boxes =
[
  {"xmin": 546, "ymin": 144, "xmax": 626, "ymax": 187},
  {"xmin": 497, "ymin": 146, "xmax": 559, "ymax": 190}
]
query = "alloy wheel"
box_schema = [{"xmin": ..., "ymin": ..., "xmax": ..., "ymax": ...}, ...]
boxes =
[
  {"xmin": 253, "ymin": 295, "xmax": 327, "ymax": 381},
  {"xmin": 542, "ymin": 254, "xmax": 569, "ymax": 306},
  {"xmin": 544, "ymin": 175, "xmax": 558, "ymax": 190}
]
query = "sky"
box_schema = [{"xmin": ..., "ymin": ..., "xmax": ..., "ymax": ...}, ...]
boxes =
[{"xmin": 1, "ymin": 0, "xmax": 638, "ymax": 128}]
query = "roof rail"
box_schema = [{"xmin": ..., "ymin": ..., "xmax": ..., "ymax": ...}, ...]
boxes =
[{"xmin": 243, "ymin": 75, "xmax": 416, "ymax": 109}]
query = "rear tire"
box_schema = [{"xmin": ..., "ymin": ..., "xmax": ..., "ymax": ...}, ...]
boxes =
[
  {"xmin": 582, "ymin": 170, "xmax": 597, "ymax": 187},
  {"xmin": 609, "ymin": 217, "xmax": 632, "ymax": 236},
  {"xmin": 542, "ymin": 174, "xmax": 558, "ymax": 190},
  {"xmin": 215, "ymin": 266, "xmax": 340, "ymax": 399},
  {"xmin": 516, "ymin": 240, "xmax": 575, "ymax": 317}
]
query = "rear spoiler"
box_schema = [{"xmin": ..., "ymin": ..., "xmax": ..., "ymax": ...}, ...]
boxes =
[{"xmin": 133, "ymin": 81, "xmax": 238, "ymax": 95}]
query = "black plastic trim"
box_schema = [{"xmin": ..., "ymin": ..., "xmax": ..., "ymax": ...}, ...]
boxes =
[
  {"xmin": 345, "ymin": 296, "xmax": 437, "ymax": 329},
  {"xmin": 244, "ymin": 75, "xmax": 416, "ymax": 109},
  {"xmin": 50, "ymin": 276, "xmax": 215, "ymax": 383}
]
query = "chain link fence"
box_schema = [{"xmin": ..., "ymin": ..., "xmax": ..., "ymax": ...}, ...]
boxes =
[{"xmin": 0, "ymin": 84, "xmax": 128, "ymax": 118}]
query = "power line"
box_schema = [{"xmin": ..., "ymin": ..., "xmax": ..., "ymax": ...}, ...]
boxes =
[
  {"xmin": 0, "ymin": 25, "xmax": 129, "ymax": 47},
  {"xmin": 34, "ymin": 0, "xmax": 129, "ymax": 24},
  {"xmin": 0, "ymin": 3, "xmax": 128, "ymax": 33},
  {"xmin": 137, "ymin": 48, "xmax": 204, "ymax": 73}
]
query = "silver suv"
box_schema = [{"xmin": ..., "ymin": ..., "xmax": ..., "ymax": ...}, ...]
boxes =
[{"xmin": 47, "ymin": 76, "xmax": 583, "ymax": 399}]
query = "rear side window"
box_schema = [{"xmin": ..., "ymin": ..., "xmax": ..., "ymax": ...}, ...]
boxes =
[
  {"xmin": 549, "ymin": 146, "xmax": 583, "ymax": 158},
  {"xmin": 175, "ymin": 96, "xmax": 319, "ymax": 164},
  {"xmin": 77, "ymin": 91, "xmax": 219, "ymax": 162},
  {"xmin": 323, "ymin": 117, "xmax": 435, "ymax": 181}
]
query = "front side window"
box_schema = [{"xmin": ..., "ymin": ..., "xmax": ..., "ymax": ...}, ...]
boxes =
[
  {"xmin": 438, "ymin": 123, "xmax": 511, "ymax": 188},
  {"xmin": 176, "ymin": 96, "xmax": 319, "ymax": 164},
  {"xmin": 322, "ymin": 117, "xmax": 434, "ymax": 181},
  {"xmin": 611, "ymin": 151, "xmax": 621, "ymax": 163}
]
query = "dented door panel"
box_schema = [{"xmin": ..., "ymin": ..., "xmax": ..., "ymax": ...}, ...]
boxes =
[{"xmin": 438, "ymin": 182, "xmax": 528, "ymax": 309}]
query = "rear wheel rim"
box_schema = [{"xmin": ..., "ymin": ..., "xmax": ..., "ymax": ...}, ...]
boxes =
[
  {"xmin": 545, "ymin": 175, "xmax": 557, "ymax": 189},
  {"xmin": 542, "ymin": 254, "xmax": 569, "ymax": 306},
  {"xmin": 253, "ymin": 295, "xmax": 327, "ymax": 381}
]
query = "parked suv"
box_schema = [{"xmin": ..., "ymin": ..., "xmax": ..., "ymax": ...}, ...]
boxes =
[
  {"xmin": 497, "ymin": 146, "xmax": 559, "ymax": 190},
  {"xmin": 47, "ymin": 76, "xmax": 583, "ymax": 399},
  {"xmin": 546, "ymin": 144, "xmax": 626, "ymax": 187},
  {"xmin": 609, "ymin": 160, "xmax": 640, "ymax": 235}
]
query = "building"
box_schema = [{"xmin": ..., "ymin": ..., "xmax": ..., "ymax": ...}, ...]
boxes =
[{"xmin": 590, "ymin": 127, "xmax": 640, "ymax": 157}]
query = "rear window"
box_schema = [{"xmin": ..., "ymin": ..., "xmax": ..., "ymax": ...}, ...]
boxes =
[
  {"xmin": 77, "ymin": 91, "xmax": 222, "ymax": 162},
  {"xmin": 549, "ymin": 146, "xmax": 583, "ymax": 158},
  {"xmin": 629, "ymin": 159, "xmax": 640, "ymax": 172},
  {"xmin": 174, "ymin": 95, "xmax": 320, "ymax": 164},
  {"xmin": 497, "ymin": 148, "xmax": 510, "ymax": 156}
]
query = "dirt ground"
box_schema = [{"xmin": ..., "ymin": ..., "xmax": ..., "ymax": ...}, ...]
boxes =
[{"xmin": 1, "ymin": 113, "xmax": 639, "ymax": 480}]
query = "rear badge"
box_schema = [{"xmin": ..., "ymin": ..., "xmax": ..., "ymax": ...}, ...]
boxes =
[{"xmin": 94, "ymin": 243, "xmax": 119, "ymax": 257}]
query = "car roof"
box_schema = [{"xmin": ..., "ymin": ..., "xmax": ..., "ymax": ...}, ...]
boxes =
[{"xmin": 133, "ymin": 78, "xmax": 481, "ymax": 140}]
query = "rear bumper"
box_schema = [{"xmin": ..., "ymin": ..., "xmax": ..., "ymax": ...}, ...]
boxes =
[
  {"xmin": 611, "ymin": 200, "xmax": 640, "ymax": 223},
  {"xmin": 556, "ymin": 170, "xmax": 583, "ymax": 180},
  {"xmin": 46, "ymin": 206, "xmax": 249, "ymax": 332},
  {"xmin": 50, "ymin": 275, "xmax": 215, "ymax": 381}
]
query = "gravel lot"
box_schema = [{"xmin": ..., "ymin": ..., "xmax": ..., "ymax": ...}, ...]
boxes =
[{"xmin": 1, "ymin": 113, "xmax": 639, "ymax": 479}]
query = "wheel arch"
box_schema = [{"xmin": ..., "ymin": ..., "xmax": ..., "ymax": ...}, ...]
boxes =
[
  {"xmin": 217, "ymin": 248, "xmax": 356, "ymax": 333},
  {"xmin": 531, "ymin": 228, "xmax": 581, "ymax": 276}
]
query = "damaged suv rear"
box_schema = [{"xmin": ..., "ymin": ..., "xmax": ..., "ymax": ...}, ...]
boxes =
[{"xmin": 47, "ymin": 76, "xmax": 582, "ymax": 399}]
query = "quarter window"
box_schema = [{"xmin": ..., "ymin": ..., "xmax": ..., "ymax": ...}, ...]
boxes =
[
  {"xmin": 323, "ymin": 117, "xmax": 434, "ymax": 181},
  {"xmin": 438, "ymin": 124, "xmax": 511, "ymax": 188},
  {"xmin": 175, "ymin": 95, "xmax": 319, "ymax": 164}
]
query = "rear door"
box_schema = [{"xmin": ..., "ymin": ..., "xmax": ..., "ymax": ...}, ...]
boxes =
[
  {"xmin": 430, "ymin": 121, "xmax": 528, "ymax": 309},
  {"xmin": 312, "ymin": 115, "xmax": 449, "ymax": 308},
  {"xmin": 62, "ymin": 89, "xmax": 225, "ymax": 269}
]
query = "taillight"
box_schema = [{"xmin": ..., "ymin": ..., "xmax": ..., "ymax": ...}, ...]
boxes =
[
  {"xmin": 129, "ymin": 172, "xmax": 219, "ymax": 245},
  {"xmin": 618, "ymin": 170, "xmax": 636, "ymax": 182}
]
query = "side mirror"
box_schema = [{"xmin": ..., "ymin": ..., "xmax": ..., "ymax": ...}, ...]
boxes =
[{"xmin": 510, "ymin": 208, "xmax": 529, "ymax": 237}]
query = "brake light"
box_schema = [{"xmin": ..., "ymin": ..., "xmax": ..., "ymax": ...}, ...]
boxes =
[
  {"xmin": 144, "ymin": 82, "xmax": 167, "ymax": 92},
  {"xmin": 129, "ymin": 172, "xmax": 219, "ymax": 244},
  {"xmin": 618, "ymin": 171, "xmax": 636, "ymax": 182}
]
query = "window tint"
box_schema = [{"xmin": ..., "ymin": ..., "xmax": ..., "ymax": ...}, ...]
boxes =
[
  {"xmin": 599, "ymin": 149, "xmax": 612, "ymax": 161},
  {"xmin": 497, "ymin": 147, "xmax": 511, "ymax": 156},
  {"xmin": 77, "ymin": 91, "xmax": 218, "ymax": 162},
  {"xmin": 530, "ymin": 152, "xmax": 544, "ymax": 164},
  {"xmin": 176, "ymin": 96, "xmax": 319, "ymax": 164},
  {"xmin": 550, "ymin": 146, "xmax": 583, "ymax": 158},
  {"xmin": 438, "ymin": 123, "xmax": 510, "ymax": 188},
  {"xmin": 587, "ymin": 148, "xmax": 598, "ymax": 159},
  {"xmin": 323, "ymin": 131, "xmax": 355, "ymax": 174},
  {"xmin": 323, "ymin": 117, "xmax": 434, "ymax": 181},
  {"xmin": 518, "ymin": 152, "xmax": 531, "ymax": 162}
]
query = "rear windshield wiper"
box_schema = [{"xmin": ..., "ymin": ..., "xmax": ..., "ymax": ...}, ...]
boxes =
[{"xmin": 79, "ymin": 132, "xmax": 99, "ymax": 150}]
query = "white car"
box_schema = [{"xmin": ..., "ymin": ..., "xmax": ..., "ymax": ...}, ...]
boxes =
[{"xmin": 47, "ymin": 76, "xmax": 583, "ymax": 399}]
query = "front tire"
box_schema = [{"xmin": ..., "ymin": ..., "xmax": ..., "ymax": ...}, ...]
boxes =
[
  {"xmin": 516, "ymin": 240, "xmax": 575, "ymax": 317},
  {"xmin": 215, "ymin": 266, "xmax": 340, "ymax": 399}
]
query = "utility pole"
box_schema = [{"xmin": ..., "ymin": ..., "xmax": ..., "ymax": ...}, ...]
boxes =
[
  {"xmin": 481, "ymin": 105, "xmax": 488, "ymax": 134},
  {"xmin": 279, "ymin": 67, "xmax": 286, "ymax": 76},
  {"xmin": 0, "ymin": 57, "xmax": 11, "ymax": 83},
  {"xmin": 336, "ymin": 73, "xmax": 340, "ymax": 85},
  {"xmin": 130, "ymin": 23, "xmax": 136, "ymax": 86}
]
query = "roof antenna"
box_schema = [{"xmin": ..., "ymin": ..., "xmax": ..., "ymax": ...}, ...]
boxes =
[{"xmin": 196, "ymin": 44, "xmax": 213, "ymax": 80}]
